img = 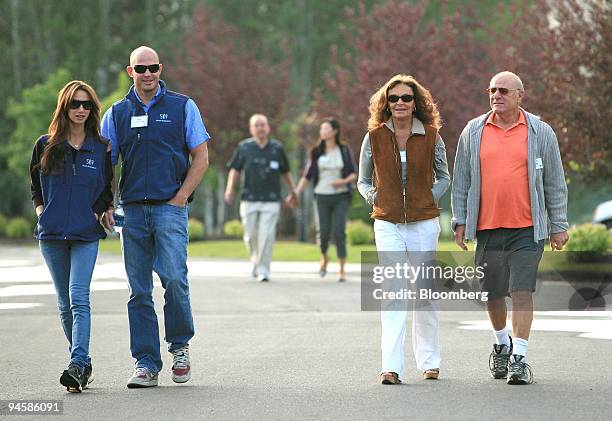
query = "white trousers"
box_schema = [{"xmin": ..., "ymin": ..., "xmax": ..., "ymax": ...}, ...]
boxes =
[
  {"xmin": 373, "ymin": 217, "xmax": 441, "ymax": 380},
  {"xmin": 239, "ymin": 201, "xmax": 280, "ymax": 278}
]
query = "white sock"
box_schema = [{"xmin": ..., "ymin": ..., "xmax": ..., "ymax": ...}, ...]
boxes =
[
  {"xmin": 494, "ymin": 326, "xmax": 511, "ymax": 347},
  {"xmin": 513, "ymin": 337, "xmax": 529, "ymax": 359}
]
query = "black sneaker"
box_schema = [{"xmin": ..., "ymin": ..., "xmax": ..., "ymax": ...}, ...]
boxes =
[
  {"xmin": 60, "ymin": 363, "xmax": 85, "ymax": 393},
  {"xmin": 489, "ymin": 336, "xmax": 513, "ymax": 379},
  {"xmin": 82, "ymin": 362, "xmax": 94, "ymax": 389},
  {"xmin": 507, "ymin": 354, "xmax": 533, "ymax": 385}
]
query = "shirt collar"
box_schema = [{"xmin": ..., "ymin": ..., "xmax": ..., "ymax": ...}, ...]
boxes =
[
  {"xmin": 486, "ymin": 109, "xmax": 526, "ymax": 128},
  {"xmin": 384, "ymin": 116, "xmax": 426, "ymax": 135}
]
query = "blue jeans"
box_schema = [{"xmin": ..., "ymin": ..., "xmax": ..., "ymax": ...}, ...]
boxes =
[
  {"xmin": 121, "ymin": 203, "xmax": 194, "ymax": 373},
  {"xmin": 39, "ymin": 240, "xmax": 98, "ymax": 369}
]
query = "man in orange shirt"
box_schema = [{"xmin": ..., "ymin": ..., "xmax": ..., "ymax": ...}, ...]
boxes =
[{"xmin": 451, "ymin": 71, "xmax": 569, "ymax": 385}]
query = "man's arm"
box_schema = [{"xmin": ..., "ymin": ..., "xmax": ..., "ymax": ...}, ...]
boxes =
[
  {"xmin": 541, "ymin": 124, "xmax": 569, "ymax": 250},
  {"xmin": 168, "ymin": 142, "xmax": 209, "ymax": 207},
  {"xmin": 282, "ymin": 172, "xmax": 298, "ymax": 208},
  {"xmin": 224, "ymin": 168, "xmax": 241, "ymax": 205}
]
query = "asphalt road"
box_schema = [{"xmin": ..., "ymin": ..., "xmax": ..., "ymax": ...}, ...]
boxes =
[{"xmin": 0, "ymin": 244, "xmax": 610, "ymax": 420}]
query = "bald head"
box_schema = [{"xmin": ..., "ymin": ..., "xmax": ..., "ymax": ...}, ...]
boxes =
[
  {"xmin": 130, "ymin": 46, "xmax": 160, "ymax": 66},
  {"xmin": 249, "ymin": 114, "xmax": 270, "ymax": 141},
  {"xmin": 490, "ymin": 71, "xmax": 524, "ymax": 91}
]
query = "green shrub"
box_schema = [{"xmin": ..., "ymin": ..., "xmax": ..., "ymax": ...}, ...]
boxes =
[
  {"xmin": 566, "ymin": 223, "xmax": 612, "ymax": 262},
  {"xmin": 188, "ymin": 218, "xmax": 205, "ymax": 241},
  {"xmin": 5, "ymin": 217, "xmax": 32, "ymax": 239},
  {"xmin": 0, "ymin": 214, "xmax": 7, "ymax": 237},
  {"xmin": 347, "ymin": 219, "xmax": 374, "ymax": 245},
  {"xmin": 224, "ymin": 219, "xmax": 244, "ymax": 239}
]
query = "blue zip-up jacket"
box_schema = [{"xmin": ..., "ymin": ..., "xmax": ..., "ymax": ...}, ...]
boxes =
[
  {"xmin": 31, "ymin": 134, "xmax": 111, "ymax": 241},
  {"xmin": 111, "ymin": 81, "xmax": 190, "ymax": 204}
]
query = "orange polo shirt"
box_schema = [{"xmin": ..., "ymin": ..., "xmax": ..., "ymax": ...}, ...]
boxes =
[{"xmin": 477, "ymin": 111, "xmax": 533, "ymax": 230}]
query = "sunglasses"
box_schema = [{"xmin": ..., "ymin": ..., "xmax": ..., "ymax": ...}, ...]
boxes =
[
  {"xmin": 133, "ymin": 64, "xmax": 161, "ymax": 74},
  {"xmin": 69, "ymin": 100, "xmax": 94, "ymax": 110},
  {"xmin": 486, "ymin": 87, "xmax": 520, "ymax": 95},
  {"xmin": 388, "ymin": 94, "xmax": 414, "ymax": 103}
]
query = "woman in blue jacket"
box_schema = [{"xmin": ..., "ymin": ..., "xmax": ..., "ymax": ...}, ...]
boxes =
[{"xmin": 29, "ymin": 80, "xmax": 113, "ymax": 393}]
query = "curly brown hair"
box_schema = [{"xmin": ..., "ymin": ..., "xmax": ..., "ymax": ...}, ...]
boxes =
[{"xmin": 367, "ymin": 74, "xmax": 441, "ymax": 131}]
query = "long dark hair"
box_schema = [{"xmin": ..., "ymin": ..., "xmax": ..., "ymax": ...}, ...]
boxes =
[
  {"xmin": 40, "ymin": 80, "xmax": 103, "ymax": 175},
  {"xmin": 312, "ymin": 117, "xmax": 343, "ymax": 158}
]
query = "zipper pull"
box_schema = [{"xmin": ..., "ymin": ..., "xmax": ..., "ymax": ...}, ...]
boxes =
[
  {"xmin": 137, "ymin": 132, "xmax": 141, "ymax": 144},
  {"xmin": 72, "ymin": 163, "xmax": 76, "ymax": 176}
]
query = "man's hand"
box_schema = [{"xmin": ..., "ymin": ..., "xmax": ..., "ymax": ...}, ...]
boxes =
[
  {"xmin": 284, "ymin": 192, "xmax": 298, "ymax": 208},
  {"xmin": 550, "ymin": 231, "xmax": 569, "ymax": 250},
  {"xmin": 102, "ymin": 207, "xmax": 115, "ymax": 231},
  {"xmin": 168, "ymin": 192, "xmax": 188, "ymax": 208},
  {"xmin": 224, "ymin": 190, "xmax": 234, "ymax": 206},
  {"xmin": 454, "ymin": 224, "xmax": 468, "ymax": 250}
]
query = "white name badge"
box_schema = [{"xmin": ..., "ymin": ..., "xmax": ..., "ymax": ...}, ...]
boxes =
[
  {"xmin": 400, "ymin": 150, "xmax": 407, "ymax": 163},
  {"xmin": 131, "ymin": 115, "xmax": 148, "ymax": 128},
  {"xmin": 535, "ymin": 157, "xmax": 543, "ymax": 170},
  {"xmin": 270, "ymin": 160, "xmax": 279, "ymax": 170}
]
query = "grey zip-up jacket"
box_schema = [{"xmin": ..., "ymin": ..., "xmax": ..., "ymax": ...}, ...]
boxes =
[{"xmin": 451, "ymin": 108, "xmax": 568, "ymax": 242}]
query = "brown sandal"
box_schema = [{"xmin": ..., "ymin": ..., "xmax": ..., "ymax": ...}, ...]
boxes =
[
  {"xmin": 423, "ymin": 368, "xmax": 440, "ymax": 380},
  {"xmin": 380, "ymin": 372, "xmax": 401, "ymax": 385}
]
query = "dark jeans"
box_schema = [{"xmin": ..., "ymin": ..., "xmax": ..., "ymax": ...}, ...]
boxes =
[{"xmin": 315, "ymin": 192, "xmax": 350, "ymax": 259}]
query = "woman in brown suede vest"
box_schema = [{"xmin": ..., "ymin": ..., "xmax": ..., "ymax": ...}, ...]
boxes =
[{"xmin": 357, "ymin": 74, "xmax": 450, "ymax": 385}]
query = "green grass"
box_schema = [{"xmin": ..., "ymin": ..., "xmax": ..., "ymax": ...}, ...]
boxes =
[
  {"xmin": 97, "ymin": 238, "xmax": 611, "ymax": 273},
  {"xmin": 99, "ymin": 238, "xmax": 458, "ymax": 263}
]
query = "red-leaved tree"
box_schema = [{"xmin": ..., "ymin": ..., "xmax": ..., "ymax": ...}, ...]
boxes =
[
  {"xmin": 488, "ymin": 0, "xmax": 611, "ymax": 182},
  {"xmin": 172, "ymin": 6, "xmax": 291, "ymax": 233},
  {"xmin": 174, "ymin": 6, "xmax": 291, "ymax": 166},
  {"xmin": 314, "ymin": 1, "xmax": 492, "ymax": 164}
]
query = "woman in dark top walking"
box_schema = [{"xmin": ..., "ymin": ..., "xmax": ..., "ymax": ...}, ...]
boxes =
[
  {"xmin": 30, "ymin": 80, "xmax": 113, "ymax": 393},
  {"xmin": 295, "ymin": 118, "xmax": 357, "ymax": 282}
]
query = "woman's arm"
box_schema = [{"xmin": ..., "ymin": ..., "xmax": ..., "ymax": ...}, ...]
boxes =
[
  {"xmin": 357, "ymin": 133, "xmax": 377, "ymax": 205},
  {"xmin": 30, "ymin": 139, "xmax": 44, "ymax": 215}
]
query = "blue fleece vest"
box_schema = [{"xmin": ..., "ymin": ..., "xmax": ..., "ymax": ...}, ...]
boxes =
[
  {"xmin": 112, "ymin": 82, "xmax": 189, "ymax": 204},
  {"xmin": 36, "ymin": 135, "xmax": 108, "ymax": 241}
]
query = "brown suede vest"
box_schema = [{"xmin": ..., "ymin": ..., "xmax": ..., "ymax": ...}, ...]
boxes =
[{"xmin": 369, "ymin": 123, "xmax": 440, "ymax": 223}]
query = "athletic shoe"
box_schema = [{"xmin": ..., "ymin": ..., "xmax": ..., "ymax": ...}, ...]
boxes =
[
  {"xmin": 489, "ymin": 336, "xmax": 513, "ymax": 379},
  {"xmin": 60, "ymin": 363, "xmax": 85, "ymax": 393},
  {"xmin": 257, "ymin": 274, "xmax": 269, "ymax": 282},
  {"xmin": 82, "ymin": 362, "xmax": 94, "ymax": 389},
  {"xmin": 507, "ymin": 355, "xmax": 533, "ymax": 385},
  {"xmin": 127, "ymin": 367, "xmax": 159, "ymax": 388},
  {"xmin": 171, "ymin": 346, "xmax": 191, "ymax": 383}
]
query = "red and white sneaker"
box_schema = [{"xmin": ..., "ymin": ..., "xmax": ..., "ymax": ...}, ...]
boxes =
[{"xmin": 171, "ymin": 346, "xmax": 191, "ymax": 383}]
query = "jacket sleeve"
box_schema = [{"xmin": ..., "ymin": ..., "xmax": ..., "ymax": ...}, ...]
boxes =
[
  {"xmin": 432, "ymin": 136, "xmax": 451, "ymax": 203},
  {"xmin": 357, "ymin": 133, "xmax": 377, "ymax": 206},
  {"xmin": 541, "ymin": 124, "xmax": 569, "ymax": 234},
  {"xmin": 30, "ymin": 138, "xmax": 45, "ymax": 209},
  {"xmin": 92, "ymin": 149, "xmax": 115, "ymax": 215},
  {"xmin": 451, "ymin": 124, "xmax": 471, "ymax": 231}
]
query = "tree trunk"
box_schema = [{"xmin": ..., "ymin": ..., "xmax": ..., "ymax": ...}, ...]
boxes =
[
  {"xmin": 10, "ymin": 0, "xmax": 22, "ymax": 96},
  {"xmin": 215, "ymin": 170, "xmax": 226, "ymax": 237},
  {"xmin": 203, "ymin": 178, "xmax": 214, "ymax": 238}
]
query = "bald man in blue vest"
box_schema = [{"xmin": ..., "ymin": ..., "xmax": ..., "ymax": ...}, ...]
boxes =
[{"xmin": 102, "ymin": 46, "xmax": 210, "ymax": 388}]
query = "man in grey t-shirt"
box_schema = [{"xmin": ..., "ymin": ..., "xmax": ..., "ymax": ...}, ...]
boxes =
[{"xmin": 224, "ymin": 114, "xmax": 297, "ymax": 282}]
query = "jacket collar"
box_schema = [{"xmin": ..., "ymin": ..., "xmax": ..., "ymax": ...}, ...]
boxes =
[
  {"xmin": 479, "ymin": 107, "xmax": 541, "ymax": 134},
  {"xmin": 384, "ymin": 116, "xmax": 426, "ymax": 135}
]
